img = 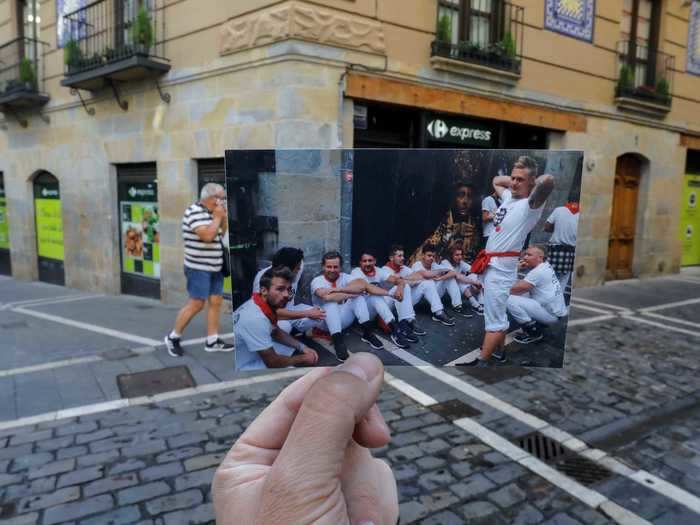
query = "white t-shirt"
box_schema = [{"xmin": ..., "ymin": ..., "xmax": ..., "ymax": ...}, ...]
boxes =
[
  {"xmin": 440, "ymin": 259, "xmax": 471, "ymax": 275},
  {"xmin": 310, "ymin": 273, "xmax": 354, "ymax": 306},
  {"xmin": 482, "ymin": 196, "xmax": 499, "ymax": 238},
  {"xmin": 233, "ymin": 299, "xmax": 274, "ymax": 371},
  {"xmin": 486, "ymin": 190, "xmax": 544, "ymax": 272},
  {"xmin": 546, "ymin": 207, "xmax": 579, "ymax": 246},
  {"xmin": 381, "ymin": 264, "xmax": 413, "ymax": 279},
  {"xmin": 410, "ymin": 260, "xmax": 450, "ymax": 275},
  {"xmin": 524, "ymin": 262, "xmax": 568, "ymax": 317},
  {"xmin": 252, "ymin": 263, "xmax": 303, "ymax": 308},
  {"xmin": 350, "ymin": 266, "xmax": 391, "ymax": 285}
]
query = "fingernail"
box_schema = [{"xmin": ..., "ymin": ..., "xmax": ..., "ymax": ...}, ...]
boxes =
[{"xmin": 335, "ymin": 362, "xmax": 368, "ymax": 382}]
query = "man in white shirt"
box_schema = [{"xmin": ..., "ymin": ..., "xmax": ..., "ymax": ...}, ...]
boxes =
[
  {"xmin": 462, "ymin": 156, "xmax": 554, "ymax": 367},
  {"xmin": 252, "ymin": 247, "xmax": 325, "ymax": 339},
  {"xmin": 481, "ymin": 191, "xmax": 501, "ymax": 245},
  {"xmin": 234, "ymin": 267, "xmax": 318, "ymax": 371},
  {"xmin": 544, "ymin": 198, "xmax": 579, "ymax": 291},
  {"xmin": 411, "ymin": 244, "xmax": 471, "ymax": 319},
  {"xmin": 350, "ymin": 250, "xmax": 414, "ymax": 349},
  {"xmin": 507, "ymin": 246, "xmax": 568, "ymax": 344},
  {"xmin": 384, "ymin": 245, "xmax": 454, "ymax": 327},
  {"xmin": 441, "ymin": 246, "xmax": 484, "ymax": 316},
  {"xmin": 310, "ymin": 251, "xmax": 389, "ymax": 361}
]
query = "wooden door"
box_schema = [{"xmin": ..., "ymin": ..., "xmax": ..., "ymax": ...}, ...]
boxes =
[{"xmin": 607, "ymin": 155, "xmax": 641, "ymax": 279}]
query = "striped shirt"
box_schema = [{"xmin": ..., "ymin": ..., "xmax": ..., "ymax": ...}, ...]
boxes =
[{"xmin": 182, "ymin": 202, "xmax": 223, "ymax": 272}]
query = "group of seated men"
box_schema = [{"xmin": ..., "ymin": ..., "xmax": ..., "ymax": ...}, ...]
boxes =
[{"xmin": 233, "ymin": 242, "xmax": 568, "ymax": 371}]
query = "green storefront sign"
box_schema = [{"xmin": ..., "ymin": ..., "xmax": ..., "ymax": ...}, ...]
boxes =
[
  {"xmin": 34, "ymin": 183, "xmax": 64, "ymax": 261},
  {"xmin": 680, "ymin": 174, "xmax": 700, "ymax": 266},
  {"xmin": 120, "ymin": 182, "xmax": 160, "ymax": 279},
  {"xmin": 0, "ymin": 179, "xmax": 9, "ymax": 250}
]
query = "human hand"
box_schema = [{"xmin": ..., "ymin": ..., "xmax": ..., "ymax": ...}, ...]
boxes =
[
  {"xmin": 212, "ymin": 353, "xmax": 398, "ymax": 525},
  {"xmin": 306, "ymin": 306, "xmax": 326, "ymax": 321},
  {"xmin": 393, "ymin": 288, "xmax": 403, "ymax": 302},
  {"xmin": 213, "ymin": 204, "xmax": 227, "ymax": 220},
  {"xmin": 299, "ymin": 347, "xmax": 319, "ymax": 365}
]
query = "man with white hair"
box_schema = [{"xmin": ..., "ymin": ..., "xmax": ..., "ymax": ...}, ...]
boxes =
[{"xmin": 164, "ymin": 183, "xmax": 234, "ymax": 357}]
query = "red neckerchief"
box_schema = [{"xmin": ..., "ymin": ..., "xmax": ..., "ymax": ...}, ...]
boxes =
[
  {"xmin": 387, "ymin": 261, "xmax": 402, "ymax": 274},
  {"xmin": 252, "ymin": 293, "xmax": 277, "ymax": 326},
  {"xmin": 361, "ymin": 267, "xmax": 376, "ymax": 277},
  {"xmin": 325, "ymin": 275, "xmax": 338, "ymax": 288},
  {"xmin": 565, "ymin": 202, "xmax": 580, "ymax": 214}
]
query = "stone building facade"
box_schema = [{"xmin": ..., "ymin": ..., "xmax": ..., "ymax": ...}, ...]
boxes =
[{"xmin": 0, "ymin": 0, "xmax": 698, "ymax": 305}]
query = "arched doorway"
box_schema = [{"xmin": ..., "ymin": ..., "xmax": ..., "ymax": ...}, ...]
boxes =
[
  {"xmin": 607, "ymin": 155, "xmax": 642, "ymax": 280},
  {"xmin": 33, "ymin": 171, "xmax": 64, "ymax": 285}
]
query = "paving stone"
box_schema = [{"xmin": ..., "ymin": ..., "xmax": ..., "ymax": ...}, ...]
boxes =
[
  {"xmin": 79, "ymin": 505, "xmax": 142, "ymax": 525},
  {"xmin": 167, "ymin": 432, "xmax": 208, "ymax": 449},
  {"xmin": 27, "ymin": 458, "xmax": 75, "ymax": 480},
  {"xmin": 450, "ymin": 474, "xmax": 496, "ymax": 499},
  {"xmin": 0, "ymin": 513, "xmax": 39, "ymax": 525},
  {"xmin": 207, "ymin": 424, "xmax": 243, "ymax": 441},
  {"xmin": 487, "ymin": 483, "xmax": 527, "ymax": 508},
  {"xmin": 160, "ymin": 502, "xmax": 214, "ymax": 525},
  {"xmin": 419, "ymin": 490, "xmax": 459, "ymax": 513},
  {"xmin": 118, "ymin": 481, "xmax": 171, "ymax": 506},
  {"xmin": 43, "ymin": 494, "xmax": 114, "ymax": 525},
  {"xmin": 9, "ymin": 452, "xmax": 53, "ymax": 472},
  {"xmin": 449, "ymin": 461, "xmax": 474, "ymax": 479},
  {"xmin": 145, "ymin": 489, "xmax": 204, "ymax": 516},
  {"xmin": 400, "ymin": 500, "xmax": 429, "ymax": 524},
  {"xmin": 76, "ymin": 429, "xmax": 114, "ymax": 445},
  {"xmin": 35, "ymin": 436, "xmax": 75, "ymax": 452},
  {"xmin": 109, "ymin": 459, "xmax": 147, "ymax": 475},
  {"xmin": 393, "ymin": 463, "xmax": 419, "ymax": 482},
  {"xmin": 88, "ymin": 435, "xmax": 134, "ymax": 453},
  {"xmin": 174, "ymin": 467, "xmax": 216, "ymax": 492},
  {"xmin": 84, "ymin": 473, "xmax": 139, "ymax": 498},
  {"xmin": 418, "ymin": 438, "xmax": 450, "ymax": 455},
  {"xmin": 417, "ymin": 468, "xmax": 456, "ymax": 491},
  {"xmin": 511, "ymin": 504, "xmax": 545, "ymax": 525},
  {"xmin": 541, "ymin": 513, "xmax": 583, "ymax": 525},
  {"xmin": 423, "ymin": 424, "xmax": 454, "ymax": 438},
  {"xmin": 388, "ymin": 445, "xmax": 424, "ymax": 463},
  {"xmin": 56, "ymin": 465, "xmax": 105, "ymax": 488},
  {"xmin": 459, "ymin": 501, "xmax": 503, "ymax": 524},
  {"xmin": 9, "ymin": 430, "xmax": 53, "ymax": 446},
  {"xmin": 416, "ymin": 456, "xmax": 446, "ymax": 470},
  {"xmin": 156, "ymin": 447, "xmax": 204, "ymax": 464},
  {"xmin": 121, "ymin": 438, "xmax": 167, "ymax": 458},
  {"xmin": 140, "ymin": 462, "xmax": 184, "ymax": 483},
  {"xmin": 183, "ymin": 453, "xmax": 225, "ymax": 472},
  {"xmin": 56, "ymin": 421, "xmax": 98, "ymax": 437},
  {"xmin": 483, "ymin": 463, "xmax": 527, "ymax": 484},
  {"xmin": 420, "ymin": 510, "xmax": 463, "ymax": 525},
  {"xmin": 77, "ymin": 450, "xmax": 120, "ymax": 468},
  {"xmin": 17, "ymin": 486, "xmax": 80, "ymax": 513},
  {"xmin": 392, "ymin": 430, "xmax": 428, "ymax": 447},
  {"xmin": 0, "ymin": 473, "xmax": 24, "ymax": 488},
  {"xmin": 569, "ymin": 505, "xmax": 613, "ymax": 525},
  {"xmin": 56, "ymin": 446, "xmax": 88, "ymax": 460},
  {"xmin": 3, "ymin": 475, "xmax": 57, "ymax": 502}
]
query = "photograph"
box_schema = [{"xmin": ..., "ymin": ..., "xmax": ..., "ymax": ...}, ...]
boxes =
[{"xmin": 226, "ymin": 149, "xmax": 583, "ymax": 370}]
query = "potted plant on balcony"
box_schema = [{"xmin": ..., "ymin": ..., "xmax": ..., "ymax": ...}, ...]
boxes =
[
  {"xmin": 19, "ymin": 57, "xmax": 37, "ymax": 91},
  {"xmin": 616, "ymin": 64, "xmax": 633, "ymax": 97},
  {"xmin": 434, "ymin": 14, "xmax": 453, "ymax": 57},
  {"xmin": 655, "ymin": 77, "xmax": 670, "ymax": 104},
  {"xmin": 64, "ymin": 39, "xmax": 83, "ymax": 73},
  {"xmin": 130, "ymin": 5, "xmax": 154, "ymax": 56}
]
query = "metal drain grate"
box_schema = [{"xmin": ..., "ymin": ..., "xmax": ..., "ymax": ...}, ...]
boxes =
[
  {"xmin": 515, "ymin": 432, "xmax": 613, "ymax": 486},
  {"xmin": 117, "ymin": 366, "xmax": 196, "ymax": 398},
  {"xmin": 430, "ymin": 399, "xmax": 482, "ymax": 421}
]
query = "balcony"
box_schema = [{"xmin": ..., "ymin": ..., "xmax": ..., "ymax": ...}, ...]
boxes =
[
  {"xmin": 614, "ymin": 40, "xmax": 674, "ymax": 118},
  {"xmin": 0, "ymin": 37, "xmax": 49, "ymax": 110},
  {"xmin": 430, "ymin": 1, "xmax": 523, "ymax": 86},
  {"xmin": 61, "ymin": 0, "xmax": 170, "ymax": 92}
]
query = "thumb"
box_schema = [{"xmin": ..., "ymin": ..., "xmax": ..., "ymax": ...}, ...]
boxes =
[{"xmin": 267, "ymin": 352, "xmax": 384, "ymax": 486}]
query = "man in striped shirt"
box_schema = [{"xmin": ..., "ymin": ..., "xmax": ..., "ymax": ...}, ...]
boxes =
[{"xmin": 164, "ymin": 183, "xmax": 234, "ymax": 357}]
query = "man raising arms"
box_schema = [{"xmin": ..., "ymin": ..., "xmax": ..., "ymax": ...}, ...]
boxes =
[{"xmin": 463, "ymin": 156, "xmax": 554, "ymax": 367}]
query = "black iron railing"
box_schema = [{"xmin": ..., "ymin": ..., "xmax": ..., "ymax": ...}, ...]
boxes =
[
  {"xmin": 0, "ymin": 37, "xmax": 45, "ymax": 96},
  {"xmin": 63, "ymin": 0, "xmax": 166, "ymax": 76},
  {"xmin": 431, "ymin": 1, "xmax": 523, "ymax": 74},
  {"xmin": 615, "ymin": 40, "xmax": 674, "ymax": 106}
]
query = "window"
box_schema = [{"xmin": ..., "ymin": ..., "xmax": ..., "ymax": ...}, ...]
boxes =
[
  {"xmin": 621, "ymin": 0, "xmax": 661, "ymax": 87},
  {"xmin": 17, "ymin": 0, "xmax": 40, "ymax": 61},
  {"xmin": 437, "ymin": 0, "xmax": 503, "ymax": 47}
]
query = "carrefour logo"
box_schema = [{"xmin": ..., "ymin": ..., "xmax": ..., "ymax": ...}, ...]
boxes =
[
  {"xmin": 128, "ymin": 186, "xmax": 155, "ymax": 198},
  {"xmin": 427, "ymin": 119, "xmax": 449, "ymax": 139},
  {"xmin": 427, "ymin": 119, "xmax": 492, "ymax": 143}
]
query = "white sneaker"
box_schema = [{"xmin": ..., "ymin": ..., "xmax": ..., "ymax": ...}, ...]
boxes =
[{"xmin": 205, "ymin": 339, "xmax": 234, "ymax": 352}]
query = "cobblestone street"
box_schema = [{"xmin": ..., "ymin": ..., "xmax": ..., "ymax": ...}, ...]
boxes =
[{"xmin": 1, "ymin": 270, "xmax": 699, "ymax": 524}]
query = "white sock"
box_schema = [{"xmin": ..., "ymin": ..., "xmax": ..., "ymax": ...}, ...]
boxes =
[
  {"xmin": 169, "ymin": 330, "xmax": 181, "ymax": 340},
  {"xmin": 468, "ymin": 296, "xmax": 480, "ymax": 308},
  {"xmin": 207, "ymin": 335, "xmax": 218, "ymax": 345}
]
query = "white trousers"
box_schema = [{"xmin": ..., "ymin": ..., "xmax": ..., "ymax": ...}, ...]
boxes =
[
  {"xmin": 278, "ymin": 303, "xmax": 323, "ymax": 334},
  {"xmin": 483, "ymin": 266, "xmax": 516, "ymax": 332},
  {"xmin": 366, "ymin": 285, "xmax": 416, "ymax": 324},
  {"xmin": 557, "ymin": 272, "xmax": 571, "ymax": 293},
  {"xmin": 506, "ymin": 295, "xmax": 559, "ymax": 326},
  {"xmin": 320, "ymin": 296, "xmax": 370, "ymax": 335},
  {"xmin": 410, "ymin": 280, "xmax": 444, "ymax": 314},
  {"xmin": 435, "ymin": 278, "xmax": 462, "ymax": 308}
]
